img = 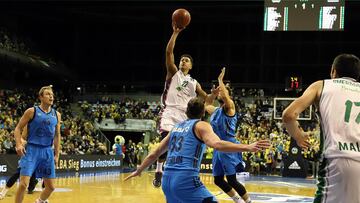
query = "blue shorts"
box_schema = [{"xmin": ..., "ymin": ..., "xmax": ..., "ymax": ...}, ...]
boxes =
[
  {"xmin": 162, "ymin": 170, "xmax": 217, "ymax": 203},
  {"xmin": 212, "ymin": 150, "xmax": 244, "ymax": 176},
  {"xmin": 19, "ymin": 144, "xmax": 55, "ymax": 179}
]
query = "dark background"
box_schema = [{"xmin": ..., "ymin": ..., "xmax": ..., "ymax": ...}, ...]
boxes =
[{"xmin": 1, "ymin": 0, "xmax": 359, "ymax": 92}]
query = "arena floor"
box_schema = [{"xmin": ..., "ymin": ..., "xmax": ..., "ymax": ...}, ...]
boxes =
[{"xmin": 0, "ymin": 170, "xmax": 317, "ymax": 203}]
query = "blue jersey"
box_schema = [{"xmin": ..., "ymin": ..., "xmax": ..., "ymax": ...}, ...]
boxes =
[
  {"xmin": 210, "ymin": 107, "xmax": 238, "ymax": 143},
  {"xmin": 27, "ymin": 106, "xmax": 58, "ymax": 147},
  {"xmin": 164, "ymin": 119, "xmax": 206, "ymax": 173}
]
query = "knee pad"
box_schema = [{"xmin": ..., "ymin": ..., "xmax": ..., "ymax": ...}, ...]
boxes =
[
  {"xmin": 235, "ymin": 161, "xmax": 246, "ymax": 172},
  {"xmin": 159, "ymin": 151, "xmax": 168, "ymax": 161},
  {"xmin": 6, "ymin": 174, "xmax": 19, "ymax": 188},
  {"xmin": 226, "ymin": 175, "xmax": 238, "ymax": 186},
  {"xmin": 226, "ymin": 174, "xmax": 247, "ymax": 197},
  {"xmin": 214, "ymin": 176, "xmax": 223, "ymax": 185},
  {"xmin": 214, "ymin": 176, "xmax": 232, "ymax": 193},
  {"xmin": 27, "ymin": 177, "xmax": 38, "ymax": 192}
]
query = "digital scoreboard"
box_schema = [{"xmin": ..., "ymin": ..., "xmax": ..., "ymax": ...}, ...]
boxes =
[{"xmin": 264, "ymin": 0, "xmax": 345, "ymax": 31}]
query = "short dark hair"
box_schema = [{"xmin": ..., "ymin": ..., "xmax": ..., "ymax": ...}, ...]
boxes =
[
  {"xmin": 186, "ymin": 97, "xmax": 204, "ymax": 119},
  {"xmin": 332, "ymin": 54, "xmax": 360, "ymax": 80},
  {"xmin": 180, "ymin": 54, "xmax": 193, "ymax": 65}
]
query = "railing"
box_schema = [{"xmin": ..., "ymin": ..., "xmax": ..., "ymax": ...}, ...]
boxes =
[
  {"xmin": 94, "ymin": 118, "xmax": 156, "ymax": 132},
  {"xmin": 95, "ymin": 129, "xmax": 111, "ymax": 154}
]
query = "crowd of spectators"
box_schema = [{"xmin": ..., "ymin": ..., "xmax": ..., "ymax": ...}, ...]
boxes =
[
  {"xmin": 77, "ymin": 88, "xmax": 321, "ymax": 175},
  {"xmin": 60, "ymin": 117, "xmax": 108, "ymax": 155},
  {"xmin": 80, "ymin": 97, "xmax": 161, "ymax": 124},
  {"xmin": 237, "ymin": 120, "xmax": 320, "ymax": 176},
  {"xmin": 122, "ymin": 137, "xmax": 161, "ymax": 169},
  {"xmin": 1, "ymin": 87, "xmax": 321, "ymax": 176},
  {"xmin": 201, "ymin": 88, "xmax": 320, "ymax": 176},
  {"xmin": 0, "ymin": 27, "xmax": 56, "ymax": 68},
  {"xmin": 0, "ymin": 28, "xmax": 29, "ymax": 55},
  {"xmin": 0, "ymin": 89, "xmax": 108, "ymax": 155}
]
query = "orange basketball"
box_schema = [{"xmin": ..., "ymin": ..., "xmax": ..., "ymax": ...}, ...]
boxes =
[{"xmin": 172, "ymin": 8, "xmax": 191, "ymax": 29}]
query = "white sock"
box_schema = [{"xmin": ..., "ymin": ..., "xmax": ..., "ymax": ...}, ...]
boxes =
[
  {"xmin": 244, "ymin": 198, "xmax": 252, "ymax": 203},
  {"xmin": 38, "ymin": 198, "xmax": 47, "ymax": 203},
  {"xmin": 156, "ymin": 162, "xmax": 163, "ymax": 172},
  {"xmin": 230, "ymin": 194, "xmax": 243, "ymax": 203},
  {"xmin": 1, "ymin": 187, "xmax": 9, "ymax": 195}
]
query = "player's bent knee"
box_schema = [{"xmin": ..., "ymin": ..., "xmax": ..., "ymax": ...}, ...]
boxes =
[
  {"xmin": 18, "ymin": 181, "xmax": 29, "ymax": 190},
  {"xmin": 46, "ymin": 184, "xmax": 55, "ymax": 192},
  {"xmin": 44, "ymin": 181, "xmax": 55, "ymax": 192},
  {"xmin": 214, "ymin": 176, "xmax": 225, "ymax": 186},
  {"xmin": 214, "ymin": 176, "xmax": 232, "ymax": 193},
  {"xmin": 226, "ymin": 175, "xmax": 247, "ymax": 196},
  {"xmin": 227, "ymin": 175, "xmax": 238, "ymax": 186}
]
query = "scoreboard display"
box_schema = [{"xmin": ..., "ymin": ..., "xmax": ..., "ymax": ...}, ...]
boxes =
[
  {"xmin": 285, "ymin": 76, "xmax": 302, "ymax": 91},
  {"xmin": 264, "ymin": 0, "xmax": 345, "ymax": 31}
]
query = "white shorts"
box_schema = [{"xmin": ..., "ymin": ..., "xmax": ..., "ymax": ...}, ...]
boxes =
[
  {"xmin": 159, "ymin": 107, "xmax": 187, "ymax": 132},
  {"xmin": 314, "ymin": 158, "xmax": 360, "ymax": 203}
]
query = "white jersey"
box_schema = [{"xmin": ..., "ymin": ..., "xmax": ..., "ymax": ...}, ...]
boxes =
[
  {"xmin": 159, "ymin": 70, "xmax": 198, "ymax": 132},
  {"xmin": 319, "ymin": 77, "xmax": 360, "ymax": 162},
  {"xmin": 315, "ymin": 158, "xmax": 360, "ymax": 203}
]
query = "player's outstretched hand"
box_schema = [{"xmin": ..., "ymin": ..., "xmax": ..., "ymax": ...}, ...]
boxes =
[
  {"xmin": 124, "ymin": 169, "xmax": 142, "ymax": 181},
  {"xmin": 218, "ymin": 67, "xmax": 226, "ymax": 83},
  {"xmin": 211, "ymin": 85, "xmax": 220, "ymax": 96},
  {"xmin": 172, "ymin": 22, "xmax": 185, "ymax": 33},
  {"xmin": 247, "ymin": 140, "xmax": 271, "ymax": 152}
]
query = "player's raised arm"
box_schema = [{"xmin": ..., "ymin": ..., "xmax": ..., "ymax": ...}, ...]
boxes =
[
  {"xmin": 218, "ymin": 67, "xmax": 235, "ymax": 116},
  {"xmin": 165, "ymin": 23, "xmax": 184, "ymax": 80},
  {"xmin": 196, "ymin": 82, "xmax": 221, "ymax": 113},
  {"xmin": 195, "ymin": 121, "xmax": 271, "ymax": 152}
]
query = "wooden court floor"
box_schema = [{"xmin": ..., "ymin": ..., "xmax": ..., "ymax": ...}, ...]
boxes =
[{"xmin": 0, "ymin": 171, "xmax": 316, "ymax": 203}]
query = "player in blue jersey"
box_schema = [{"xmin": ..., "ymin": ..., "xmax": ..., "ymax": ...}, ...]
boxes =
[
  {"xmin": 125, "ymin": 97, "xmax": 270, "ymax": 203},
  {"xmin": 205, "ymin": 68, "xmax": 252, "ymax": 203},
  {"xmin": 14, "ymin": 86, "xmax": 61, "ymax": 203}
]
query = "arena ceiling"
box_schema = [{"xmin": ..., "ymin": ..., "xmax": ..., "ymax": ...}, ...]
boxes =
[{"xmin": 1, "ymin": 1, "xmax": 360, "ymax": 90}]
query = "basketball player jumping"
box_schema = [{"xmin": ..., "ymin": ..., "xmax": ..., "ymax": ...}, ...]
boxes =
[
  {"xmin": 153, "ymin": 22, "xmax": 211, "ymax": 187},
  {"xmin": 126, "ymin": 97, "xmax": 271, "ymax": 202},
  {"xmin": 205, "ymin": 68, "xmax": 252, "ymax": 203},
  {"xmin": 283, "ymin": 54, "xmax": 360, "ymax": 203}
]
